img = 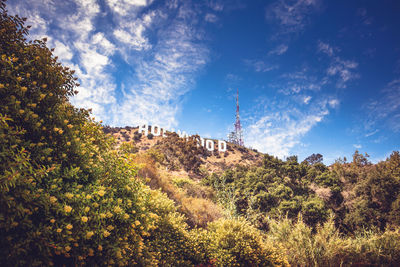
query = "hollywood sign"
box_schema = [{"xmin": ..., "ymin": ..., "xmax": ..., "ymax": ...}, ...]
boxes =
[{"xmin": 138, "ymin": 124, "xmax": 227, "ymax": 153}]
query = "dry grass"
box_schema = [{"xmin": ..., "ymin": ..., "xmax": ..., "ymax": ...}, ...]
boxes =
[{"xmin": 133, "ymin": 153, "xmax": 223, "ymax": 228}]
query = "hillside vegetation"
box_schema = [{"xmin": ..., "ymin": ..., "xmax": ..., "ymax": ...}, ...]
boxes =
[{"xmin": 1, "ymin": 1, "xmax": 400, "ymax": 266}]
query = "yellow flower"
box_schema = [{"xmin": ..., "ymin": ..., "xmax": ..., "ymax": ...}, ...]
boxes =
[
  {"xmin": 57, "ymin": 228, "xmax": 62, "ymax": 233},
  {"xmin": 0, "ymin": 84, "xmax": 4, "ymax": 89},
  {"xmin": 66, "ymin": 224, "xmax": 73, "ymax": 230},
  {"xmin": 64, "ymin": 205, "xmax": 72, "ymax": 213},
  {"xmin": 67, "ymin": 124, "xmax": 73, "ymax": 129},
  {"xmin": 66, "ymin": 142, "xmax": 71, "ymax": 146},
  {"xmin": 97, "ymin": 190, "xmax": 105, "ymax": 197},
  {"xmin": 86, "ymin": 195, "xmax": 91, "ymax": 200},
  {"xmin": 113, "ymin": 206, "xmax": 122, "ymax": 213},
  {"xmin": 116, "ymin": 251, "xmax": 122, "ymax": 259},
  {"xmin": 41, "ymin": 84, "xmax": 47, "ymax": 89},
  {"xmin": 98, "ymin": 245, "xmax": 103, "ymax": 251},
  {"xmin": 19, "ymin": 109, "xmax": 24, "ymax": 114},
  {"xmin": 135, "ymin": 220, "xmax": 140, "ymax": 226},
  {"xmin": 65, "ymin": 246, "xmax": 71, "ymax": 252},
  {"xmin": 123, "ymin": 214, "xmax": 130, "ymax": 220},
  {"xmin": 65, "ymin": 192, "xmax": 73, "ymax": 199},
  {"xmin": 81, "ymin": 216, "xmax": 88, "ymax": 223},
  {"xmin": 16, "ymin": 77, "xmax": 22, "ymax": 81},
  {"xmin": 50, "ymin": 219, "xmax": 55, "ymax": 224},
  {"xmin": 33, "ymin": 81, "xmax": 37, "ymax": 86},
  {"xmin": 99, "ymin": 213, "xmax": 106, "ymax": 219},
  {"xmin": 103, "ymin": 230, "xmax": 110, "ymax": 237},
  {"xmin": 26, "ymin": 73, "xmax": 31, "ymax": 78},
  {"xmin": 106, "ymin": 211, "xmax": 113, "ymax": 218},
  {"xmin": 107, "ymin": 225, "xmax": 114, "ymax": 231},
  {"xmin": 21, "ymin": 86, "xmax": 27, "ymax": 92},
  {"xmin": 84, "ymin": 207, "xmax": 90, "ymax": 212},
  {"xmin": 86, "ymin": 231, "xmax": 94, "ymax": 239},
  {"xmin": 64, "ymin": 120, "xmax": 69, "ymax": 124},
  {"xmin": 49, "ymin": 196, "xmax": 57, "ymax": 203}
]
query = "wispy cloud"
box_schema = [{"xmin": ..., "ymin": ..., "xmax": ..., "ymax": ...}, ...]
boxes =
[
  {"xmin": 353, "ymin": 144, "xmax": 362, "ymax": 149},
  {"xmin": 244, "ymin": 97, "xmax": 336, "ymax": 158},
  {"xmin": 266, "ymin": 0, "xmax": 320, "ymax": 33},
  {"xmin": 318, "ymin": 41, "xmax": 359, "ymax": 88},
  {"xmin": 244, "ymin": 59, "xmax": 278, "ymax": 73},
  {"xmin": 356, "ymin": 7, "xmax": 374, "ymax": 26},
  {"xmin": 205, "ymin": 13, "xmax": 218, "ymax": 23},
  {"xmin": 273, "ymin": 67, "xmax": 327, "ymax": 95},
  {"xmin": 268, "ymin": 44, "xmax": 289, "ymax": 56},
  {"xmin": 364, "ymin": 79, "xmax": 400, "ymax": 133},
  {"xmin": 111, "ymin": 3, "xmax": 209, "ymax": 128},
  {"xmin": 8, "ymin": 0, "xmax": 211, "ymax": 128}
]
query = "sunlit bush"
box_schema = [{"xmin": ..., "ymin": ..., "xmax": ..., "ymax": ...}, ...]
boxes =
[{"xmin": 196, "ymin": 218, "xmax": 289, "ymax": 266}]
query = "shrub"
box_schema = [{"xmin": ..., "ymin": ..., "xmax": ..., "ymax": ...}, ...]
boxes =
[{"xmin": 196, "ymin": 218, "xmax": 289, "ymax": 266}]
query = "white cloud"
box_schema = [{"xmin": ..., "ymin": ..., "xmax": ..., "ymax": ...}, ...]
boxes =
[
  {"xmin": 113, "ymin": 10, "xmax": 156, "ymax": 54},
  {"xmin": 92, "ymin": 33, "xmax": 116, "ymax": 56},
  {"xmin": 266, "ymin": 0, "xmax": 320, "ymax": 33},
  {"xmin": 353, "ymin": 144, "xmax": 362, "ymax": 149},
  {"xmin": 110, "ymin": 4, "xmax": 209, "ymax": 128},
  {"xmin": 303, "ymin": 95, "xmax": 312, "ymax": 104},
  {"xmin": 327, "ymin": 58, "xmax": 359, "ymax": 88},
  {"xmin": 317, "ymin": 41, "xmax": 335, "ymax": 57},
  {"xmin": 106, "ymin": 0, "xmax": 152, "ymax": 15},
  {"xmin": 208, "ymin": 1, "xmax": 224, "ymax": 11},
  {"xmin": 54, "ymin": 40, "xmax": 73, "ymax": 61},
  {"xmin": 328, "ymin": 99, "xmax": 339, "ymax": 108},
  {"xmin": 205, "ymin": 13, "xmax": 218, "ymax": 23},
  {"xmin": 114, "ymin": 28, "xmax": 151, "ymax": 50},
  {"xmin": 269, "ymin": 44, "xmax": 288, "ymax": 56},
  {"xmin": 245, "ymin": 59, "xmax": 278, "ymax": 72},
  {"xmin": 364, "ymin": 79, "xmax": 400, "ymax": 133},
  {"xmin": 275, "ymin": 68, "xmax": 326, "ymax": 95},
  {"xmin": 317, "ymin": 41, "xmax": 359, "ymax": 88},
  {"xmin": 245, "ymin": 99, "xmax": 332, "ymax": 158}
]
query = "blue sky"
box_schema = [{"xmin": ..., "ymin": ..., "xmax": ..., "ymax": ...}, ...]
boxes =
[{"xmin": 8, "ymin": 0, "xmax": 400, "ymax": 164}]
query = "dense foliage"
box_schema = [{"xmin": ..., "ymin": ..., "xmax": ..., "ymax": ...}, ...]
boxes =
[{"xmin": 204, "ymin": 151, "xmax": 400, "ymax": 234}]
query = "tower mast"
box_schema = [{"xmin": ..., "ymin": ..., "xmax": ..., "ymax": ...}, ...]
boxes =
[{"xmin": 234, "ymin": 89, "xmax": 244, "ymax": 146}]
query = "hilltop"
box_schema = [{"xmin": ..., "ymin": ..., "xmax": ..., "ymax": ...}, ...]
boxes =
[{"xmin": 104, "ymin": 126, "xmax": 263, "ymax": 175}]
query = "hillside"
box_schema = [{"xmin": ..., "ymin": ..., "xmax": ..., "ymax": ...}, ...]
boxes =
[{"xmin": 104, "ymin": 126, "xmax": 263, "ymax": 175}]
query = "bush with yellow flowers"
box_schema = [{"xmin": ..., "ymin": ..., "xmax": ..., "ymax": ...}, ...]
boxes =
[
  {"xmin": 0, "ymin": 2, "xmax": 203, "ymax": 266},
  {"xmin": 192, "ymin": 218, "xmax": 289, "ymax": 267}
]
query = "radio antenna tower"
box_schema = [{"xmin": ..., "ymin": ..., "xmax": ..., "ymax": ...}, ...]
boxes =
[{"xmin": 228, "ymin": 89, "xmax": 244, "ymax": 146}]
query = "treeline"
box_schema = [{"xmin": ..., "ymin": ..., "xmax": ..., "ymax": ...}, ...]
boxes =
[{"xmin": 204, "ymin": 151, "xmax": 400, "ymax": 234}]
